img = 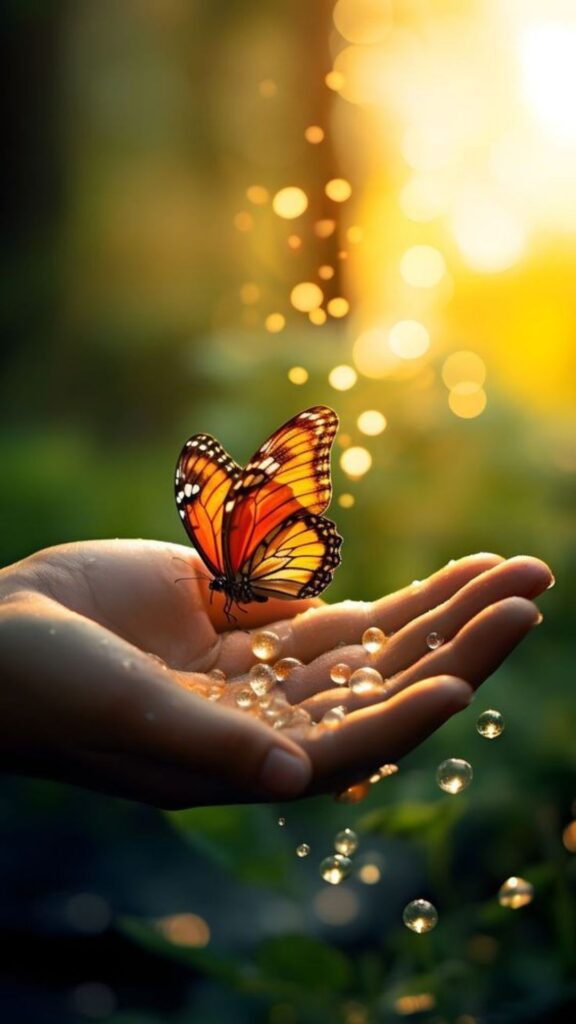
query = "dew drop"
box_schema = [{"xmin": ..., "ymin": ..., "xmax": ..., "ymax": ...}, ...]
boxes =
[
  {"xmin": 320, "ymin": 854, "xmax": 352, "ymax": 884},
  {"xmin": 277, "ymin": 816, "xmax": 286, "ymax": 827},
  {"xmin": 334, "ymin": 828, "xmax": 358, "ymax": 856},
  {"xmin": 436, "ymin": 758, "xmax": 473, "ymax": 794},
  {"xmin": 349, "ymin": 667, "xmax": 385, "ymax": 695},
  {"xmin": 402, "ymin": 899, "xmax": 438, "ymax": 933},
  {"xmin": 476, "ymin": 708, "xmax": 505, "ymax": 739},
  {"xmin": 369, "ymin": 763, "xmax": 399, "ymax": 783},
  {"xmin": 236, "ymin": 688, "xmax": 257, "ymax": 709},
  {"xmin": 249, "ymin": 663, "xmax": 277, "ymax": 696},
  {"xmin": 207, "ymin": 686, "xmax": 223, "ymax": 702},
  {"xmin": 273, "ymin": 657, "xmax": 303, "ymax": 681},
  {"xmin": 251, "ymin": 630, "xmax": 282, "ymax": 662},
  {"xmin": 426, "ymin": 632, "xmax": 444, "ymax": 650},
  {"xmin": 330, "ymin": 663, "xmax": 351, "ymax": 685},
  {"xmin": 498, "ymin": 876, "xmax": 534, "ymax": 909},
  {"xmin": 361, "ymin": 627, "xmax": 387, "ymax": 654},
  {"xmin": 296, "ymin": 843, "xmax": 310, "ymax": 858},
  {"xmin": 321, "ymin": 706, "xmax": 348, "ymax": 728},
  {"xmin": 122, "ymin": 659, "xmax": 133, "ymax": 671}
]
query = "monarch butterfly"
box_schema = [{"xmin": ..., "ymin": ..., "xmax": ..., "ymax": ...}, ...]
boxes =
[{"xmin": 175, "ymin": 406, "xmax": 342, "ymax": 618}]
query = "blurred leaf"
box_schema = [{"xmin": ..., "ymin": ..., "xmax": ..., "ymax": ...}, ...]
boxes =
[
  {"xmin": 358, "ymin": 799, "xmax": 467, "ymax": 843},
  {"xmin": 256, "ymin": 935, "xmax": 353, "ymax": 994},
  {"xmin": 119, "ymin": 916, "xmax": 242, "ymax": 985}
]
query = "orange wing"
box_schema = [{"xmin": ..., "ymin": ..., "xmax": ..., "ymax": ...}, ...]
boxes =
[
  {"xmin": 245, "ymin": 512, "xmax": 342, "ymax": 600},
  {"xmin": 224, "ymin": 406, "xmax": 339, "ymax": 572},
  {"xmin": 175, "ymin": 433, "xmax": 240, "ymax": 577}
]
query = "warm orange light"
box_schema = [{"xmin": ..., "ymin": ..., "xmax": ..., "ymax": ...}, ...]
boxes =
[
  {"xmin": 338, "ymin": 493, "xmax": 355, "ymax": 508},
  {"xmin": 265, "ymin": 313, "xmax": 286, "ymax": 334},
  {"xmin": 314, "ymin": 219, "xmax": 336, "ymax": 238},
  {"xmin": 246, "ymin": 185, "xmax": 269, "ymax": 205},
  {"xmin": 333, "ymin": 0, "xmax": 392, "ymax": 46},
  {"xmin": 448, "ymin": 384, "xmax": 487, "ymax": 419},
  {"xmin": 329, "ymin": 364, "xmax": 357, "ymax": 391},
  {"xmin": 309, "ymin": 308, "xmax": 327, "ymax": 325},
  {"xmin": 325, "ymin": 70, "xmax": 346, "ymax": 91},
  {"xmin": 340, "ymin": 446, "xmax": 372, "ymax": 478},
  {"xmin": 156, "ymin": 914, "xmax": 210, "ymax": 948},
  {"xmin": 318, "ymin": 264, "xmax": 335, "ymax": 280},
  {"xmin": 325, "ymin": 178, "xmax": 352, "ymax": 202},
  {"xmin": 400, "ymin": 245, "xmax": 445, "ymax": 287},
  {"xmin": 239, "ymin": 283, "xmax": 260, "ymax": 305},
  {"xmin": 288, "ymin": 366, "xmax": 309, "ymax": 385},
  {"xmin": 290, "ymin": 282, "xmax": 324, "ymax": 312},
  {"xmin": 388, "ymin": 320, "xmax": 430, "ymax": 359},
  {"xmin": 304, "ymin": 125, "xmax": 325, "ymax": 144},
  {"xmin": 272, "ymin": 187, "xmax": 308, "ymax": 219},
  {"xmin": 357, "ymin": 410, "xmax": 387, "ymax": 435},
  {"xmin": 233, "ymin": 211, "xmax": 253, "ymax": 232},
  {"xmin": 327, "ymin": 297, "xmax": 350, "ymax": 318}
]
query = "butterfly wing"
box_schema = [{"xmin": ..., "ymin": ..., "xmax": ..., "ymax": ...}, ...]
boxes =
[
  {"xmin": 175, "ymin": 433, "xmax": 240, "ymax": 578},
  {"xmin": 244, "ymin": 512, "xmax": 342, "ymax": 600},
  {"xmin": 224, "ymin": 406, "xmax": 339, "ymax": 573}
]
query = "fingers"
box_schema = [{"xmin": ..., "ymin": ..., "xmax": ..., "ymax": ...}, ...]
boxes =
[
  {"xmin": 281, "ymin": 556, "xmax": 551, "ymax": 702},
  {"xmin": 213, "ymin": 552, "xmax": 505, "ymax": 677},
  {"xmin": 299, "ymin": 677, "xmax": 472, "ymax": 792}
]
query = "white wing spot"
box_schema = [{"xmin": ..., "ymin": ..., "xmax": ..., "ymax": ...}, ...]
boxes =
[{"xmin": 225, "ymin": 500, "xmax": 235, "ymax": 512}]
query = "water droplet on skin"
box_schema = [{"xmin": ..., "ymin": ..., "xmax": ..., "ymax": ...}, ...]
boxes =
[
  {"xmin": 330, "ymin": 663, "xmax": 351, "ymax": 685},
  {"xmin": 321, "ymin": 706, "xmax": 348, "ymax": 728},
  {"xmin": 349, "ymin": 667, "xmax": 385, "ymax": 695},
  {"xmin": 546, "ymin": 574, "xmax": 556, "ymax": 590},
  {"xmin": 277, "ymin": 817, "xmax": 286, "ymax": 827},
  {"xmin": 402, "ymin": 899, "xmax": 438, "ymax": 933},
  {"xmin": 498, "ymin": 876, "xmax": 534, "ymax": 909},
  {"xmin": 288, "ymin": 708, "xmax": 313, "ymax": 729},
  {"xmin": 361, "ymin": 627, "xmax": 387, "ymax": 654},
  {"xmin": 273, "ymin": 657, "xmax": 303, "ymax": 681},
  {"xmin": 122, "ymin": 659, "xmax": 133, "ymax": 671},
  {"xmin": 411, "ymin": 579, "xmax": 423, "ymax": 589},
  {"xmin": 208, "ymin": 668, "xmax": 227, "ymax": 682},
  {"xmin": 249, "ymin": 663, "xmax": 276, "ymax": 696},
  {"xmin": 320, "ymin": 854, "xmax": 352, "ymax": 884},
  {"xmin": 236, "ymin": 688, "xmax": 257, "ymax": 709},
  {"xmin": 207, "ymin": 686, "xmax": 223, "ymax": 702},
  {"xmin": 296, "ymin": 843, "xmax": 310, "ymax": 858},
  {"xmin": 335, "ymin": 781, "xmax": 371, "ymax": 804},
  {"xmin": 476, "ymin": 709, "xmax": 505, "ymax": 739},
  {"xmin": 436, "ymin": 758, "xmax": 473, "ymax": 794},
  {"xmin": 147, "ymin": 652, "xmax": 168, "ymax": 670},
  {"xmin": 334, "ymin": 828, "xmax": 358, "ymax": 856},
  {"xmin": 100, "ymin": 638, "xmax": 109, "ymax": 646},
  {"xmin": 251, "ymin": 630, "xmax": 282, "ymax": 662},
  {"xmin": 426, "ymin": 631, "xmax": 444, "ymax": 650},
  {"xmin": 273, "ymin": 711, "xmax": 298, "ymax": 730}
]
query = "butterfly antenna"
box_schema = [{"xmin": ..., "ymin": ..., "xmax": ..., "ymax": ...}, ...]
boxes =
[{"xmin": 174, "ymin": 574, "xmax": 211, "ymax": 584}]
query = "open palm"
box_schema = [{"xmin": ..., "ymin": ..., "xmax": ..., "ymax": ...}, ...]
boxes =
[{"xmin": 0, "ymin": 540, "xmax": 552, "ymax": 807}]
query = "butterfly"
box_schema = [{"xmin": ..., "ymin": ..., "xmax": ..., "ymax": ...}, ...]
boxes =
[{"xmin": 174, "ymin": 406, "xmax": 342, "ymax": 618}]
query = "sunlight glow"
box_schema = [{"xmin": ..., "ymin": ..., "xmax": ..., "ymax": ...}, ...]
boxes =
[
  {"xmin": 400, "ymin": 245, "xmax": 445, "ymax": 287},
  {"xmin": 272, "ymin": 187, "xmax": 308, "ymax": 219},
  {"xmin": 519, "ymin": 22, "xmax": 576, "ymax": 145},
  {"xmin": 340, "ymin": 446, "xmax": 372, "ymax": 479}
]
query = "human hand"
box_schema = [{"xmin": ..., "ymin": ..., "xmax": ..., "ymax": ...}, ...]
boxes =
[{"xmin": 0, "ymin": 541, "xmax": 552, "ymax": 807}]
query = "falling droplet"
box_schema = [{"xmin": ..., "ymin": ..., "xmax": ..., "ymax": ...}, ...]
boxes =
[
  {"xmin": 476, "ymin": 709, "xmax": 505, "ymax": 739},
  {"xmin": 236, "ymin": 688, "xmax": 257, "ymax": 709},
  {"xmin": 402, "ymin": 899, "xmax": 438, "ymax": 933},
  {"xmin": 361, "ymin": 627, "xmax": 387, "ymax": 654},
  {"xmin": 426, "ymin": 632, "xmax": 444, "ymax": 650},
  {"xmin": 330, "ymin": 663, "xmax": 351, "ymax": 685},
  {"xmin": 277, "ymin": 816, "xmax": 286, "ymax": 827},
  {"xmin": 321, "ymin": 706, "xmax": 348, "ymax": 728},
  {"xmin": 296, "ymin": 843, "xmax": 310, "ymax": 858},
  {"xmin": 273, "ymin": 657, "xmax": 303, "ymax": 681},
  {"xmin": 350, "ymin": 667, "xmax": 385, "ymax": 695},
  {"xmin": 320, "ymin": 854, "xmax": 352, "ymax": 884},
  {"xmin": 498, "ymin": 876, "xmax": 534, "ymax": 909},
  {"xmin": 334, "ymin": 828, "xmax": 359, "ymax": 856},
  {"xmin": 335, "ymin": 781, "xmax": 371, "ymax": 804},
  {"xmin": 251, "ymin": 630, "xmax": 282, "ymax": 662},
  {"xmin": 249, "ymin": 663, "xmax": 277, "ymax": 696},
  {"xmin": 436, "ymin": 758, "xmax": 473, "ymax": 794}
]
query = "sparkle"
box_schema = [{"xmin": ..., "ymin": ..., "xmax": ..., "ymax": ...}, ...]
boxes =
[
  {"xmin": 320, "ymin": 854, "xmax": 352, "ymax": 884},
  {"xmin": 436, "ymin": 758, "xmax": 473, "ymax": 794},
  {"xmin": 402, "ymin": 899, "xmax": 438, "ymax": 934}
]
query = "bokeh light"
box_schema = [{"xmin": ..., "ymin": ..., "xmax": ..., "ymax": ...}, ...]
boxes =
[
  {"xmin": 287, "ymin": 366, "xmax": 309, "ymax": 385},
  {"xmin": 442, "ymin": 351, "xmax": 486, "ymax": 390},
  {"xmin": 400, "ymin": 245, "xmax": 446, "ymax": 287},
  {"xmin": 340, "ymin": 446, "xmax": 372, "ymax": 479},
  {"xmin": 290, "ymin": 282, "xmax": 323, "ymax": 312},
  {"xmin": 265, "ymin": 313, "xmax": 286, "ymax": 333},
  {"xmin": 272, "ymin": 187, "xmax": 308, "ymax": 219},
  {"xmin": 304, "ymin": 125, "xmax": 324, "ymax": 143},
  {"xmin": 448, "ymin": 384, "xmax": 488, "ymax": 419},
  {"xmin": 325, "ymin": 178, "xmax": 352, "ymax": 202},
  {"xmin": 328, "ymin": 364, "xmax": 357, "ymax": 391},
  {"xmin": 246, "ymin": 185, "xmax": 269, "ymax": 205},
  {"xmin": 327, "ymin": 297, "xmax": 350, "ymax": 318},
  {"xmin": 388, "ymin": 320, "xmax": 430, "ymax": 359},
  {"xmin": 357, "ymin": 410, "xmax": 387, "ymax": 435},
  {"xmin": 333, "ymin": 0, "xmax": 392, "ymax": 46},
  {"xmin": 156, "ymin": 913, "xmax": 210, "ymax": 948}
]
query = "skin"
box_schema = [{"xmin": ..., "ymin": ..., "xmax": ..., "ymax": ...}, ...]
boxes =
[{"xmin": 0, "ymin": 540, "xmax": 553, "ymax": 809}]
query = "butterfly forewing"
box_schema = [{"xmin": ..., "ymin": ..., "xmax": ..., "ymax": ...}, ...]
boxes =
[
  {"xmin": 246, "ymin": 512, "xmax": 342, "ymax": 600},
  {"xmin": 225, "ymin": 406, "xmax": 339, "ymax": 573},
  {"xmin": 175, "ymin": 433, "xmax": 240, "ymax": 577}
]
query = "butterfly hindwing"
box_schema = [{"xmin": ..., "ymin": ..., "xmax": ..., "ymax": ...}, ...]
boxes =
[
  {"xmin": 175, "ymin": 433, "xmax": 240, "ymax": 577},
  {"xmin": 244, "ymin": 512, "xmax": 342, "ymax": 601},
  {"xmin": 224, "ymin": 406, "xmax": 339, "ymax": 573}
]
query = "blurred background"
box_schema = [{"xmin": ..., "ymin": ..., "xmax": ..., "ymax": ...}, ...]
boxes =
[{"xmin": 1, "ymin": 1, "xmax": 575, "ymax": 1021}]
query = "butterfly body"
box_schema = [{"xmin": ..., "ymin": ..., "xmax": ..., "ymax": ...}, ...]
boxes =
[{"xmin": 175, "ymin": 407, "xmax": 342, "ymax": 619}]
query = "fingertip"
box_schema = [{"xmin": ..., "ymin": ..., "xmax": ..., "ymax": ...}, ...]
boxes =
[
  {"xmin": 431, "ymin": 675, "xmax": 474, "ymax": 710},
  {"xmin": 258, "ymin": 746, "xmax": 312, "ymax": 798}
]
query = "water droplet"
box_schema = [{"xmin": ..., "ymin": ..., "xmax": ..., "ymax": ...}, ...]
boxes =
[
  {"xmin": 122, "ymin": 659, "xmax": 133, "ymax": 671},
  {"xmin": 436, "ymin": 758, "xmax": 473, "ymax": 794},
  {"xmin": 277, "ymin": 816, "xmax": 286, "ymax": 827},
  {"xmin": 236, "ymin": 688, "xmax": 257, "ymax": 709},
  {"xmin": 320, "ymin": 854, "xmax": 352, "ymax": 884},
  {"xmin": 290, "ymin": 708, "xmax": 313, "ymax": 729},
  {"xmin": 251, "ymin": 630, "xmax": 282, "ymax": 662},
  {"xmin": 403, "ymin": 899, "xmax": 438, "ymax": 933},
  {"xmin": 349, "ymin": 667, "xmax": 385, "ymax": 695},
  {"xmin": 335, "ymin": 781, "xmax": 371, "ymax": 804},
  {"xmin": 334, "ymin": 828, "xmax": 358, "ymax": 856},
  {"xmin": 411, "ymin": 579, "xmax": 423, "ymax": 589},
  {"xmin": 147, "ymin": 652, "xmax": 168, "ymax": 670},
  {"xmin": 273, "ymin": 711, "xmax": 299, "ymax": 730},
  {"xmin": 296, "ymin": 843, "xmax": 310, "ymax": 858},
  {"xmin": 249, "ymin": 663, "xmax": 277, "ymax": 696},
  {"xmin": 273, "ymin": 657, "xmax": 303, "ymax": 681},
  {"xmin": 476, "ymin": 709, "xmax": 505, "ymax": 739},
  {"xmin": 321, "ymin": 706, "xmax": 348, "ymax": 728},
  {"xmin": 361, "ymin": 627, "xmax": 387, "ymax": 654},
  {"xmin": 207, "ymin": 686, "xmax": 223, "ymax": 702},
  {"xmin": 330, "ymin": 662, "xmax": 351, "ymax": 685},
  {"xmin": 208, "ymin": 668, "xmax": 227, "ymax": 682},
  {"xmin": 426, "ymin": 632, "xmax": 444, "ymax": 650},
  {"xmin": 498, "ymin": 876, "xmax": 534, "ymax": 909},
  {"xmin": 99, "ymin": 637, "xmax": 109, "ymax": 646}
]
